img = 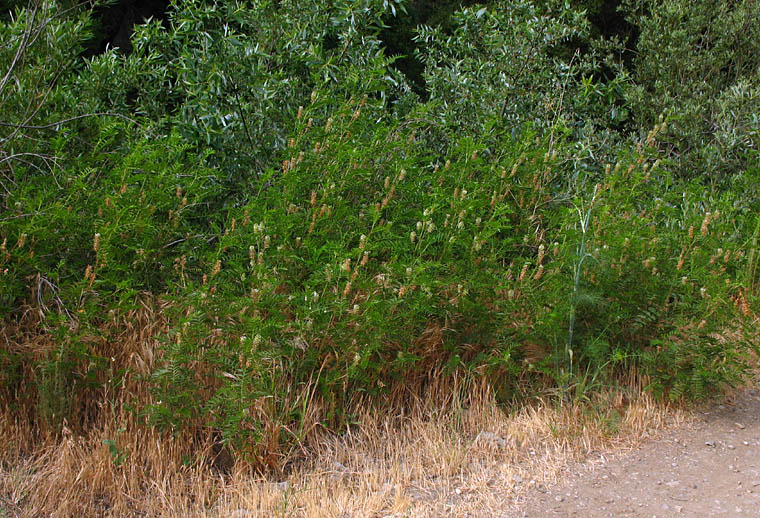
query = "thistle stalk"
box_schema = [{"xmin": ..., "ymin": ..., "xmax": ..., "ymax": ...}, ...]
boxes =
[{"xmin": 566, "ymin": 183, "xmax": 600, "ymax": 375}]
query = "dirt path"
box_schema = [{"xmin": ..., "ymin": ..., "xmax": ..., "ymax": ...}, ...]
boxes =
[{"xmin": 516, "ymin": 386, "xmax": 760, "ymax": 517}]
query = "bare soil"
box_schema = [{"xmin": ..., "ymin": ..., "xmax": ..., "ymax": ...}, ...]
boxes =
[{"xmin": 516, "ymin": 386, "xmax": 760, "ymax": 517}]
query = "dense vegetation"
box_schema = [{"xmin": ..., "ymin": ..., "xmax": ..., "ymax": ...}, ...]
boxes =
[{"xmin": 1, "ymin": 0, "xmax": 758, "ymax": 465}]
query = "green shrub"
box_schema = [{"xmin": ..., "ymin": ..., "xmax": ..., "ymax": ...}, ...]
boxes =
[
  {"xmin": 76, "ymin": 0, "xmax": 410, "ymax": 198},
  {"xmin": 1, "ymin": 0, "xmax": 757, "ymax": 462},
  {"xmin": 415, "ymin": 2, "xmax": 592, "ymax": 142},
  {"xmin": 623, "ymin": 0, "xmax": 760, "ymax": 181},
  {"xmin": 147, "ymin": 99, "xmax": 757, "ymax": 456},
  {"xmin": 147, "ymin": 94, "xmax": 542, "ymax": 453}
]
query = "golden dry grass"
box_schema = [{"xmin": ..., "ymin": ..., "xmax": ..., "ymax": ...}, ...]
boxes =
[
  {"xmin": 0, "ymin": 373, "xmax": 686, "ymax": 518},
  {"xmin": 5, "ymin": 295, "xmax": 736, "ymax": 517}
]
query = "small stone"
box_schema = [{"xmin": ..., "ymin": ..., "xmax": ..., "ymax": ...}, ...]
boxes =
[
  {"xmin": 475, "ymin": 431, "xmax": 508, "ymax": 449},
  {"xmin": 734, "ymin": 422, "xmax": 745, "ymax": 429},
  {"xmin": 555, "ymin": 496, "xmax": 564, "ymax": 502},
  {"xmin": 675, "ymin": 506, "xmax": 683, "ymax": 513},
  {"xmin": 728, "ymin": 444, "xmax": 736, "ymax": 450},
  {"xmin": 705, "ymin": 440, "xmax": 716, "ymax": 447}
]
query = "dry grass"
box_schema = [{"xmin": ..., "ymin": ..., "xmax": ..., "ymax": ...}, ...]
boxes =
[
  {"xmin": 0, "ymin": 297, "xmax": 714, "ymax": 517},
  {"xmin": 0, "ymin": 373, "xmax": 686, "ymax": 518}
]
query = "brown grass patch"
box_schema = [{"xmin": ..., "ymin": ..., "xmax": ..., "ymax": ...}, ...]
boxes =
[
  {"xmin": 0, "ymin": 372, "xmax": 686, "ymax": 518},
  {"xmin": 1, "ymin": 296, "xmax": 714, "ymax": 517}
]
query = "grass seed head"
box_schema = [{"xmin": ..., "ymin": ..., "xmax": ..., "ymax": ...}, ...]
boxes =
[
  {"xmin": 701, "ymin": 212, "xmax": 712, "ymax": 236},
  {"xmin": 519, "ymin": 263, "xmax": 529, "ymax": 282}
]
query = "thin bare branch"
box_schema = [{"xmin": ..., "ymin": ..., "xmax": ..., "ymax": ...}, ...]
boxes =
[{"xmin": 0, "ymin": 112, "xmax": 142, "ymax": 131}]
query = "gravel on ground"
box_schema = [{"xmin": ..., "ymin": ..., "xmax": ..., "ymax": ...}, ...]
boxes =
[{"xmin": 516, "ymin": 386, "xmax": 760, "ymax": 517}]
